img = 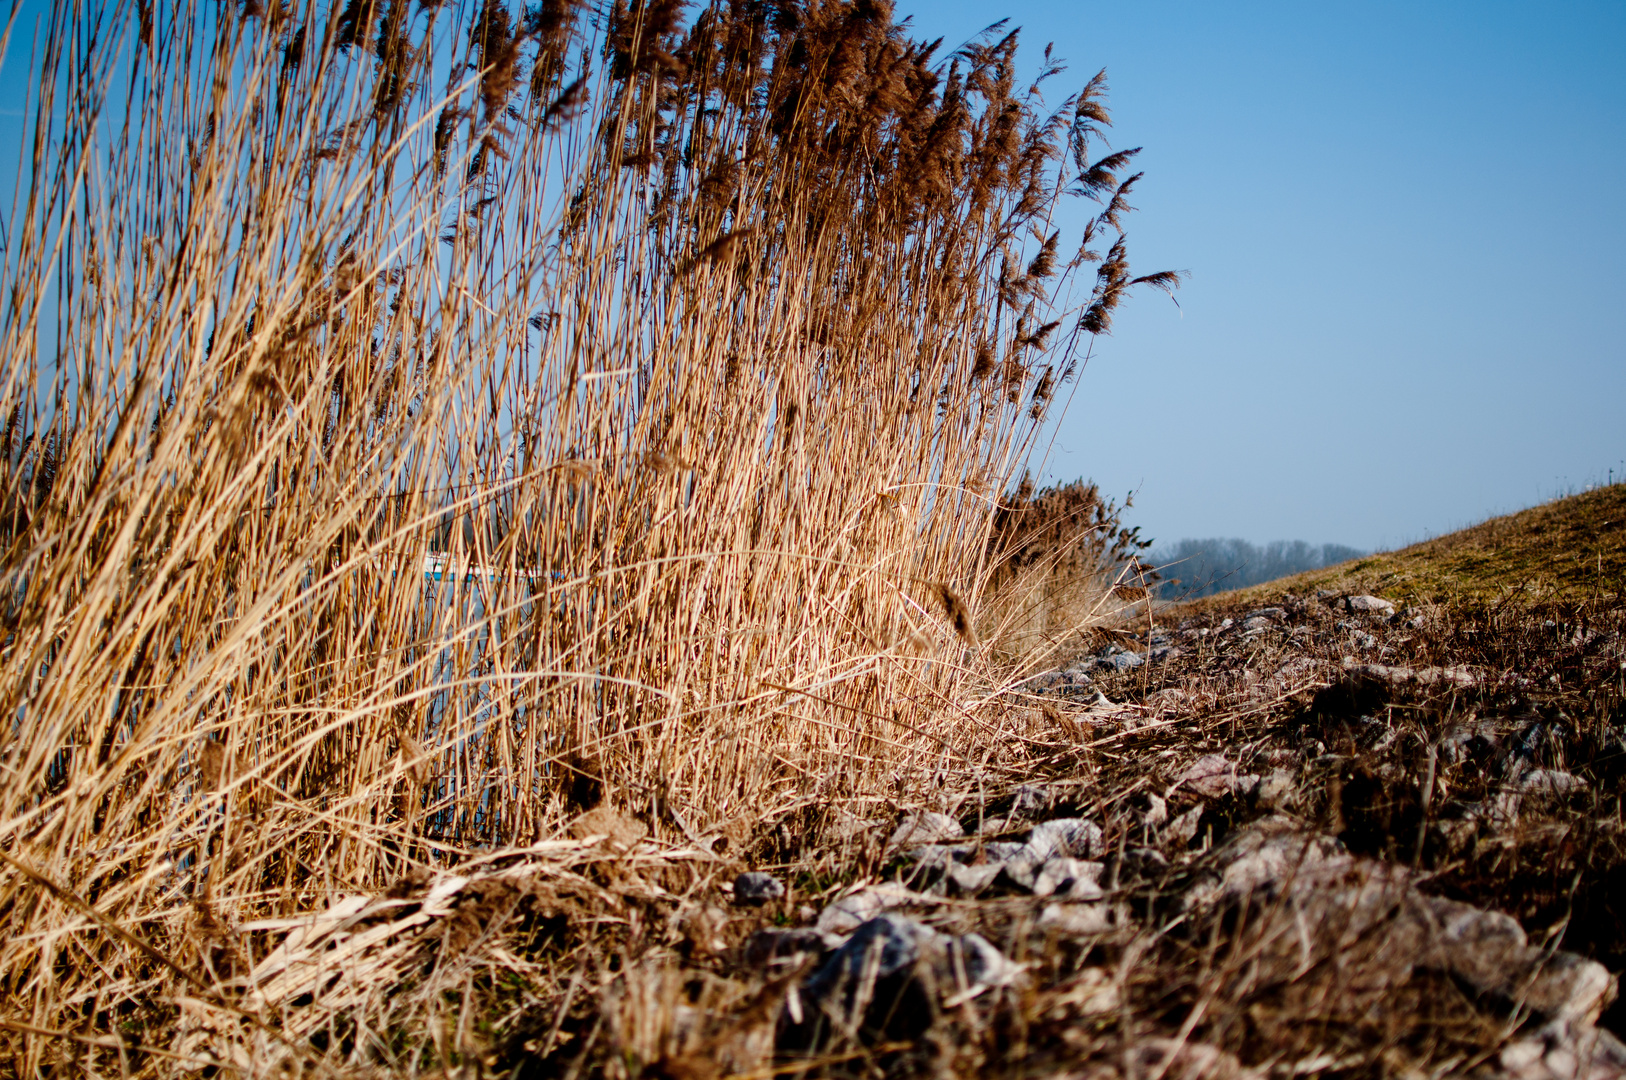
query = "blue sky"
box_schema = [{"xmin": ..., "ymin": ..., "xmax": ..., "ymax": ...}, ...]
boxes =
[{"xmin": 903, "ymin": 1, "xmax": 1625, "ymax": 552}]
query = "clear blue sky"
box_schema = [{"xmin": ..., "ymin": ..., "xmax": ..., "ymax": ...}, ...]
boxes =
[
  {"xmin": 903, "ymin": 1, "xmax": 1626, "ymax": 552},
  {"xmin": 2, "ymin": 3, "xmax": 1621, "ymax": 553}
]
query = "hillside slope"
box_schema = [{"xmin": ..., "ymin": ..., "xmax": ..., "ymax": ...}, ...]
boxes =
[{"xmin": 1196, "ymin": 482, "xmax": 1626, "ymax": 609}]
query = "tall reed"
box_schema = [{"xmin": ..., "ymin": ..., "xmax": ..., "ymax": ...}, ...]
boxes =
[{"xmin": 0, "ymin": 0, "xmax": 1174, "ymax": 1061}]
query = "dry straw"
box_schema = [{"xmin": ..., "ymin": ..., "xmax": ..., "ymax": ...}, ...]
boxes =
[{"xmin": 0, "ymin": 0, "xmax": 1175, "ymax": 1068}]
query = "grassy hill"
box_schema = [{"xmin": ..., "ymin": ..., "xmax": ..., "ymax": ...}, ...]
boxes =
[{"xmin": 1190, "ymin": 482, "xmax": 1626, "ymax": 610}]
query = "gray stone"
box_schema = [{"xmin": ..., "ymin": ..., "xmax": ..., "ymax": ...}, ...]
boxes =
[
  {"xmin": 1026, "ymin": 817, "xmax": 1104, "ymax": 860},
  {"xmin": 1244, "ymin": 607, "xmax": 1287, "ymax": 622},
  {"xmin": 1347, "ymin": 595, "xmax": 1397, "ymax": 617},
  {"xmin": 1100, "ymin": 650, "xmax": 1145, "ymax": 672},
  {"xmin": 814, "ymin": 885, "xmax": 922, "ymax": 935},
  {"xmin": 1517, "ymin": 768, "xmax": 1587, "ymax": 799},
  {"xmin": 1164, "ymin": 804, "xmax": 1204, "ymax": 848},
  {"xmin": 1037, "ymin": 902, "xmax": 1114, "ymax": 938},
  {"xmin": 743, "ymin": 928, "xmax": 842, "ymax": 968},
  {"xmin": 1149, "ymin": 644, "xmax": 1183, "ymax": 663},
  {"xmin": 1177, "ymin": 754, "xmax": 1236, "ymax": 798},
  {"xmin": 797, "ymin": 916, "xmax": 944, "ymax": 1040},
  {"xmin": 1033, "ymin": 857, "xmax": 1105, "ymax": 900},
  {"xmin": 1421, "ymin": 895, "xmax": 1616, "ymax": 1022},
  {"xmin": 1188, "ymin": 823, "xmax": 1619, "ymax": 1026},
  {"xmin": 1241, "ymin": 616, "xmax": 1274, "ymax": 634},
  {"xmin": 900, "ymin": 842, "xmax": 974, "ymax": 871},
  {"xmin": 805, "ymin": 914, "xmax": 938, "ymax": 992},
  {"xmin": 1255, "ymin": 769, "xmax": 1296, "ymax": 810},
  {"xmin": 944, "ymin": 861, "xmax": 1004, "ymax": 896},
  {"xmin": 1010, "ymin": 783, "xmax": 1052, "ymax": 819},
  {"xmin": 1442, "ymin": 719, "xmax": 1501, "ymax": 763},
  {"xmin": 997, "ymin": 854, "xmax": 1043, "ymax": 892},
  {"xmin": 886, "ymin": 811, "xmax": 963, "ymax": 852},
  {"xmin": 798, "ymin": 915, "xmax": 1020, "ymax": 1040},
  {"xmin": 948, "ymin": 932, "xmax": 1021, "ymax": 994},
  {"xmin": 1498, "ymin": 1019, "xmax": 1626, "ymax": 1080},
  {"xmin": 732, "ymin": 872, "xmax": 785, "ymax": 906},
  {"xmin": 976, "ymin": 816, "xmax": 1016, "ymax": 836},
  {"xmin": 1345, "ymin": 661, "xmax": 1478, "ymax": 689}
]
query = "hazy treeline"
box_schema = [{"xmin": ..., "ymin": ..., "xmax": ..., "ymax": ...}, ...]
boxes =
[{"xmin": 1152, "ymin": 538, "xmax": 1366, "ymax": 599}]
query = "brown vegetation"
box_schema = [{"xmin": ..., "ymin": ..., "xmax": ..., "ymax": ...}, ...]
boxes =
[
  {"xmin": 1199, "ymin": 484, "xmax": 1626, "ymax": 609},
  {"xmin": 0, "ymin": 0, "xmax": 1179, "ymax": 1073}
]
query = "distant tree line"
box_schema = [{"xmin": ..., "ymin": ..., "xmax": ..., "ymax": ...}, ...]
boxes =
[{"xmin": 1150, "ymin": 538, "xmax": 1366, "ymax": 599}]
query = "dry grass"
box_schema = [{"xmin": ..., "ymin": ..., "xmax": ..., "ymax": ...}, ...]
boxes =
[
  {"xmin": 0, "ymin": 0, "xmax": 1180, "ymax": 1073},
  {"xmin": 1191, "ymin": 483, "xmax": 1626, "ymax": 610},
  {"xmin": 979, "ymin": 478, "xmax": 1154, "ymax": 665}
]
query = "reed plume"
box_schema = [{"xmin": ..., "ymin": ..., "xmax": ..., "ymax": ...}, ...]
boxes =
[{"xmin": 0, "ymin": 0, "xmax": 1176, "ymax": 1069}]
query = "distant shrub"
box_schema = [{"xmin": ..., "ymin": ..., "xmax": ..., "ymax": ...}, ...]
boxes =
[{"xmin": 980, "ymin": 477, "xmax": 1153, "ymax": 657}]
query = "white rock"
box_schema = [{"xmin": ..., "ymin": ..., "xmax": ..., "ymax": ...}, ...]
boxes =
[
  {"xmin": 1177, "ymin": 754, "xmax": 1236, "ymax": 799},
  {"xmin": 1498, "ymin": 1020, "xmax": 1626, "ymax": 1080},
  {"xmin": 815, "ymin": 885, "xmax": 923, "ymax": 935},
  {"xmin": 949, "ymin": 932, "xmax": 1022, "ymax": 993},
  {"xmin": 1038, "ymin": 902, "xmax": 1113, "ymax": 937},
  {"xmin": 1033, "ymin": 857, "xmax": 1105, "ymax": 900},
  {"xmin": 1344, "ymin": 661, "xmax": 1478, "ymax": 689},
  {"xmin": 1518, "ymin": 769, "xmax": 1587, "ymax": 798},
  {"xmin": 1255, "ymin": 769, "xmax": 1296, "ymax": 810},
  {"xmin": 945, "ymin": 862, "xmax": 1004, "ymax": 896},
  {"xmin": 1010, "ymin": 783, "xmax": 1052, "ymax": 819},
  {"xmin": 1164, "ymin": 804, "xmax": 1204, "ymax": 848},
  {"xmin": 1026, "ymin": 817, "xmax": 1104, "ymax": 860},
  {"xmin": 1347, "ymin": 595, "xmax": 1396, "ymax": 616},
  {"xmin": 886, "ymin": 811, "xmax": 963, "ymax": 852}
]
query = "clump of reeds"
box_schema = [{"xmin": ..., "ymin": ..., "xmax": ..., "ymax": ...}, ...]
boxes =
[
  {"xmin": 0, "ymin": 0, "xmax": 1175, "ymax": 1069},
  {"xmin": 979, "ymin": 477, "xmax": 1155, "ymax": 660}
]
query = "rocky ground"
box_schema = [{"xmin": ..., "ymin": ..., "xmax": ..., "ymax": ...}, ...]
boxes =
[
  {"xmin": 669, "ymin": 587, "xmax": 1626, "ymax": 1079},
  {"xmin": 174, "ymin": 512, "xmax": 1626, "ymax": 1079}
]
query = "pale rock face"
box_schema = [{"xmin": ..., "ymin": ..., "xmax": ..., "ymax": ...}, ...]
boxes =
[
  {"xmin": 885, "ymin": 811, "xmax": 963, "ymax": 852},
  {"xmin": 1346, "ymin": 594, "xmax": 1397, "ymax": 617},
  {"xmin": 1516, "ymin": 768, "xmax": 1586, "ymax": 799},
  {"xmin": 1164, "ymin": 804, "xmax": 1204, "ymax": 848}
]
